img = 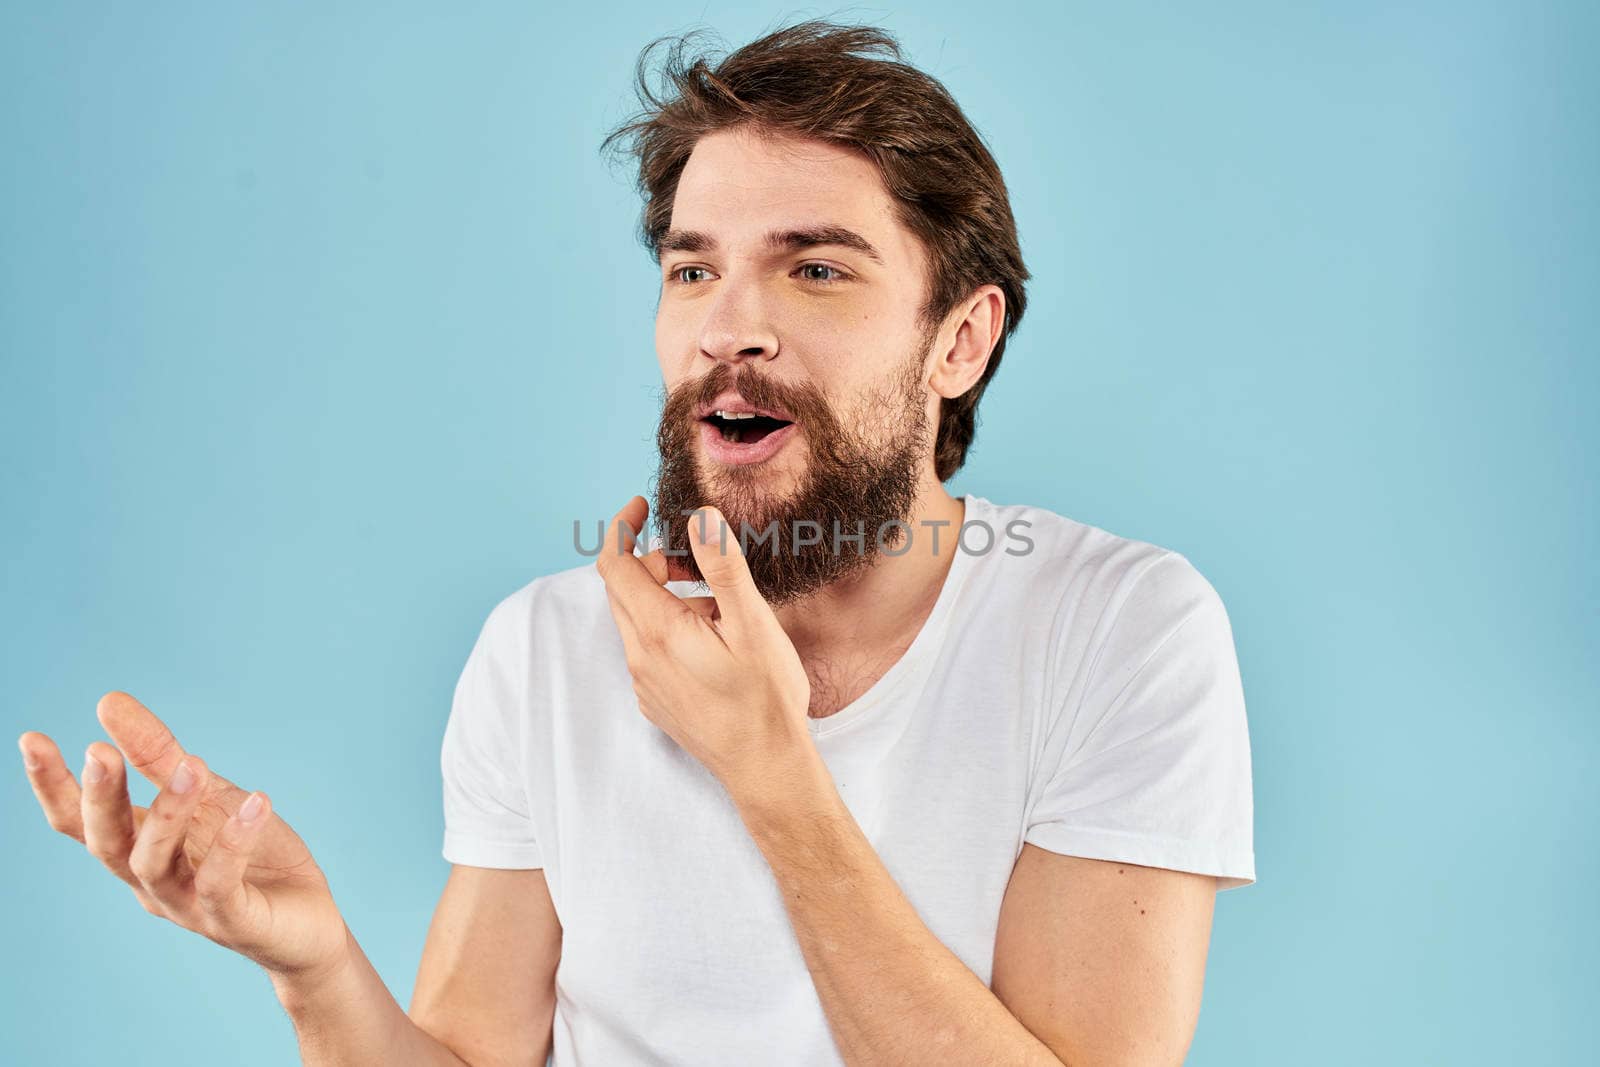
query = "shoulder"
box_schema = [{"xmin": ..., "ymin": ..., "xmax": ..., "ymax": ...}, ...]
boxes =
[
  {"xmin": 471, "ymin": 561, "xmax": 614, "ymax": 653},
  {"xmin": 960, "ymin": 497, "xmax": 1238, "ymax": 726},
  {"xmin": 964, "ymin": 495, "xmax": 1225, "ymax": 628}
]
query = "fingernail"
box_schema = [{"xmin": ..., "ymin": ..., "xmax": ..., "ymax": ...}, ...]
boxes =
[
  {"xmin": 239, "ymin": 792, "xmax": 264, "ymax": 823},
  {"xmin": 19, "ymin": 743, "xmax": 40, "ymax": 771},
  {"xmin": 171, "ymin": 759, "xmax": 196, "ymax": 794},
  {"xmin": 696, "ymin": 508, "xmax": 723, "ymax": 544},
  {"xmin": 83, "ymin": 751, "xmax": 105, "ymax": 785}
]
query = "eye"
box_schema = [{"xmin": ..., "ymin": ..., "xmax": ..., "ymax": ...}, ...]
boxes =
[
  {"xmin": 796, "ymin": 262, "xmax": 849, "ymax": 284},
  {"xmin": 669, "ymin": 266, "xmax": 714, "ymax": 285}
]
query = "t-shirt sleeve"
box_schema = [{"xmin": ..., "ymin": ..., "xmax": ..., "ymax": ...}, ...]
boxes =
[
  {"xmin": 439, "ymin": 598, "xmax": 544, "ymax": 869},
  {"xmin": 1024, "ymin": 551, "xmax": 1256, "ymax": 890}
]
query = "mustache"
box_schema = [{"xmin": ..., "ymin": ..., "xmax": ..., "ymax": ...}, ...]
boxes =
[
  {"xmin": 662, "ymin": 361, "xmax": 837, "ymax": 431},
  {"xmin": 649, "ymin": 341, "xmax": 931, "ymax": 605}
]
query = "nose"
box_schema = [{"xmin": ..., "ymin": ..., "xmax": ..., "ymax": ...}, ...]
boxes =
[{"xmin": 697, "ymin": 276, "xmax": 779, "ymax": 365}]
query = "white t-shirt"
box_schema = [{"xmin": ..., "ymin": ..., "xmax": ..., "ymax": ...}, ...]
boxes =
[{"xmin": 439, "ymin": 493, "xmax": 1255, "ymax": 1065}]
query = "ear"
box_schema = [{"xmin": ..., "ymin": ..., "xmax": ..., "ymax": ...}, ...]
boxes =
[{"xmin": 927, "ymin": 284, "xmax": 1006, "ymax": 402}]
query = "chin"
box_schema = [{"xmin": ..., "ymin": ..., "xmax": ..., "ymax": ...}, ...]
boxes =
[{"xmin": 698, "ymin": 452, "xmax": 805, "ymax": 500}]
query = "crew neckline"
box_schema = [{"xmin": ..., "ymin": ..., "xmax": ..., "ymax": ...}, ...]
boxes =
[{"xmin": 803, "ymin": 493, "xmax": 984, "ymax": 739}]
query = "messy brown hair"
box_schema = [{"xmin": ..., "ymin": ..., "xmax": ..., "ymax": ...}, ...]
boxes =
[{"xmin": 601, "ymin": 19, "xmax": 1030, "ymax": 483}]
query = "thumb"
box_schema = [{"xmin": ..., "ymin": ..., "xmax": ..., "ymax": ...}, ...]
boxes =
[
  {"xmin": 193, "ymin": 791, "xmax": 273, "ymax": 935},
  {"xmin": 686, "ymin": 507, "xmax": 769, "ymax": 636}
]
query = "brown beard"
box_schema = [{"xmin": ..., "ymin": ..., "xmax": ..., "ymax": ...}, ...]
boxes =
[{"xmin": 652, "ymin": 333, "xmax": 931, "ymax": 607}]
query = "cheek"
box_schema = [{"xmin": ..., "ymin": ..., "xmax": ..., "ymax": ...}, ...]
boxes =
[
  {"xmin": 655, "ymin": 303, "xmax": 694, "ymax": 376},
  {"xmin": 779, "ymin": 304, "xmax": 868, "ymax": 376},
  {"xmin": 782, "ymin": 290, "xmax": 871, "ymax": 338},
  {"xmin": 784, "ymin": 308, "xmax": 912, "ymax": 396}
]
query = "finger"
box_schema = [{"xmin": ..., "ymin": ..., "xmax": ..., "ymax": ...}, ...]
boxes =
[
  {"xmin": 80, "ymin": 741, "xmax": 145, "ymax": 889},
  {"xmin": 194, "ymin": 790, "xmax": 272, "ymax": 934},
  {"xmin": 595, "ymin": 498, "xmax": 683, "ymax": 631},
  {"xmin": 128, "ymin": 754, "xmax": 211, "ymax": 918},
  {"xmin": 95, "ymin": 690, "xmax": 189, "ymax": 789},
  {"xmin": 686, "ymin": 506, "xmax": 770, "ymax": 638},
  {"xmin": 639, "ymin": 548, "xmax": 670, "ymax": 587},
  {"xmin": 678, "ymin": 595, "xmax": 726, "ymax": 639},
  {"xmin": 97, "ymin": 690, "xmax": 246, "ymax": 804},
  {"xmin": 640, "ymin": 545, "xmax": 698, "ymax": 586},
  {"xmin": 678, "ymin": 595, "xmax": 721, "ymax": 622},
  {"xmin": 593, "ymin": 496, "xmax": 647, "ymax": 603},
  {"xmin": 607, "ymin": 495, "xmax": 649, "ymax": 556},
  {"xmin": 18, "ymin": 732, "xmax": 85, "ymax": 841}
]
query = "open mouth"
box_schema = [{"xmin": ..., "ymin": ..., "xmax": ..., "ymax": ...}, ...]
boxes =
[{"xmin": 701, "ymin": 411, "xmax": 795, "ymax": 445}]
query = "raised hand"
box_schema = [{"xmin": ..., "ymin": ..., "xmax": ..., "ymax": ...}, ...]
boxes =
[
  {"xmin": 17, "ymin": 691, "xmax": 350, "ymax": 985},
  {"xmin": 594, "ymin": 495, "xmax": 814, "ymax": 796}
]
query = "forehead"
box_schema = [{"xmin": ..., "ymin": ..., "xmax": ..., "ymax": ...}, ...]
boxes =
[{"xmin": 668, "ymin": 127, "xmax": 916, "ymax": 262}]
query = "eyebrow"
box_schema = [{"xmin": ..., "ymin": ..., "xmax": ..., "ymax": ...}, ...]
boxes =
[{"xmin": 656, "ymin": 225, "xmax": 884, "ymax": 265}]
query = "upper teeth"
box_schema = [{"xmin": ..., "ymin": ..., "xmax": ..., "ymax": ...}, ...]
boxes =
[{"xmin": 714, "ymin": 410, "xmax": 759, "ymax": 420}]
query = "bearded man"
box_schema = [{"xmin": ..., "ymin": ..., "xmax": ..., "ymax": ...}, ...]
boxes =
[{"xmin": 19, "ymin": 20, "xmax": 1255, "ymax": 1067}]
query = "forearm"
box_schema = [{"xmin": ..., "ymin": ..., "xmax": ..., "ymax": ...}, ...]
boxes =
[
  {"xmin": 730, "ymin": 748, "xmax": 1064, "ymax": 1067},
  {"xmin": 270, "ymin": 923, "xmax": 473, "ymax": 1067}
]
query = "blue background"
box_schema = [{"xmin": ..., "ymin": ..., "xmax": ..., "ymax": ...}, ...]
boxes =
[{"xmin": 3, "ymin": 2, "xmax": 1594, "ymax": 1064}]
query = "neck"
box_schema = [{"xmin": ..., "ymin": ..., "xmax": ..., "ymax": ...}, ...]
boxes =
[{"xmin": 772, "ymin": 478, "xmax": 966, "ymax": 684}]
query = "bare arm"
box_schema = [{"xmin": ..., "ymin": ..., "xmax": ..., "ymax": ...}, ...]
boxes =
[
  {"xmin": 274, "ymin": 865, "xmax": 560, "ymax": 1067},
  {"xmin": 18, "ymin": 693, "xmax": 560, "ymax": 1067},
  {"xmin": 408, "ymin": 865, "xmax": 562, "ymax": 1067},
  {"xmin": 269, "ymin": 924, "xmax": 469, "ymax": 1066},
  {"xmin": 991, "ymin": 846, "xmax": 1215, "ymax": 1067},
  {"xmin": 734, "ymin": 747, "xmax": 1216, "ymax": 1067},
  {"xmin": 734, "ymin": 749, "xmax": 1064, "ymax": 1066}
]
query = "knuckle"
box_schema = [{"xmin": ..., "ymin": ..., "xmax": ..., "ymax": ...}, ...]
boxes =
[
  {"xmin": 127, "ymin": 850, "xmax": 161, "ymax": 886},
  {"xmin": 126, "ymin": 733, "xmax": 179, "ymax": 776},
  {"xmin": 150, "ymin": 796, "xmax": 186, "ymax": 823},
  {"xmin": 193, "ymin": 872, "xmax": 230, "ymax": 911}
]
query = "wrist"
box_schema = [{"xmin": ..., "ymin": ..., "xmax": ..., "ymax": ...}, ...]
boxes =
[
  {"xmin": 268, "ymin": 924, "xmax": 361, "ymax": 1016},
  {"xmin": 728, "ymin": 734, "xmax": 841, "ymax": 842}
]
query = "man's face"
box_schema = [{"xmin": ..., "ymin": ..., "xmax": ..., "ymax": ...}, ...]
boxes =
[{"xmin": 651, "ymin": 126, "xmax": 941, "ymax": 604}]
